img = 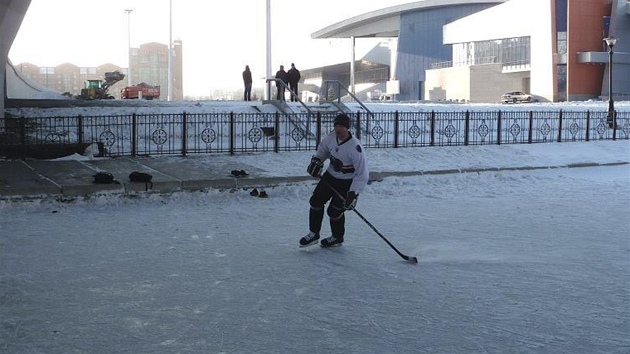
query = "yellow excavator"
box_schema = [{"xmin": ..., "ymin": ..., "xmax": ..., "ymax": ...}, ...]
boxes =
[{"xmin": 79, "ymin": 70, "xmax": 125, "ymax": 99}]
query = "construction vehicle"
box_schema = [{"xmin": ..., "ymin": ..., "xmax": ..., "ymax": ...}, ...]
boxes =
[
  {"xmin": 120, "ymin": 82, "xmax": 161, "ymax": 100},
  {"xmin": 78, "ymin": 70, "xmax": 125, "ymax": 99}
]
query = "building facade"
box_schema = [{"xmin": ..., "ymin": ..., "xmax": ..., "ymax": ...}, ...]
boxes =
[
  {"xmin": 312, "ymin": 0, "xmax": 630, "ymax": 103},
  {"xmin": 14, "ymin": 62, "xmax": 127, "ymax": 98},
  {"xmin": 129, "ymin": 40, "xmax": 183, "ymax": 100},
  {"xmin": 13, "ymin": 40, "xmax": 184, "ymax": 100}
]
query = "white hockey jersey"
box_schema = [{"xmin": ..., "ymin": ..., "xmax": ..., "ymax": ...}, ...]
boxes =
[{"xmin": 314, "ymin": 132, "xmax": 369, "ymax": 194}]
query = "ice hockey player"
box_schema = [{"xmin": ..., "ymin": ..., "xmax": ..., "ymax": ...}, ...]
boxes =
[{"xmin": 299, "ymin": 113, "xmax": 369, "ymax": 248}]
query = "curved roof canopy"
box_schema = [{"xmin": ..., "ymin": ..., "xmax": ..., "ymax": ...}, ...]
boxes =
[{"xmin": 311, "ymin": 0, "xmax": 505, "ymax": 39}]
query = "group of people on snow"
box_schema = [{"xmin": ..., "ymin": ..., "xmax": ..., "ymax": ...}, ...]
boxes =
[{"xmin": 241, "ymin": 63, "xmax": 301, "ymax": 102}]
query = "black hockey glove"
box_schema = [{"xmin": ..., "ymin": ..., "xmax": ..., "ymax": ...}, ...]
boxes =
[
  {"xmin": 344, "ymin": 191, "xmax": 358, "ymax": 210},
  {"xmin": 307, "ymin": 156, "xmax": 323, "ymax": 177}
]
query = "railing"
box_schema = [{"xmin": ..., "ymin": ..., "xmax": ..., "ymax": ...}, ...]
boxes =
[
  {"xmin": 322, "ymin": 80, "xmax": 374, "ymax": 119},
  {"xmin": 265, "ymin": 78, "xmax": 315, "ymax": 136},
  {"xmin": 431, "ymin": 57, "xmax": 530, "ymax": 70},
  {"xmin": 0, "ymin": 110, "xmax": 627, "ymax": 159}
]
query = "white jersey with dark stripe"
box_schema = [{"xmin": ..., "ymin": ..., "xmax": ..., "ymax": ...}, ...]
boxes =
[{"xmin": 314, "ymin": 131, "xmax": 369, "ymax": 194}]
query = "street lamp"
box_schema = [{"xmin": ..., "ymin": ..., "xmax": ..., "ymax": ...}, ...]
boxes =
[
  {"xmin": 167, "ymin": 0, "xmax": 173, "ymax": 101},
  {"xmin": 604, "ymin": 36, "xmax": 617, "ymax": 128},
  {"xmin": 125, "ymin": 9, "xmax": 133, "ymax": 86}
]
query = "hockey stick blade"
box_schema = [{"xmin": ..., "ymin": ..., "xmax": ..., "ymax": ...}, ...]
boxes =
[
  {"xmin": 353, "ymin": 208, "xmax": 418, "ymax": 264},
  {"xmin": 405, "ymin": 255, "xmax": 419, "ymax": 264}
]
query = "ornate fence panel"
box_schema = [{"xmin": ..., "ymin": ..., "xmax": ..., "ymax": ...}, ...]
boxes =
[
  {"xmin": 361, "ymin": 112, "xmax": 395, "ymax": 148},
  {"xmin": 433, "ymin": 111, "xmax": 466, "ymax": 146},
  {"xmin": 500, "ymin": 110, "xmax": 531, "ymax": 144},
  {"xmin": 468, "ymin": 111, "xmax": 500, "ymax": 145},
  {"xmin": 185, "ymin": 113, "xmax": 230, "ymax": 154},
  {"xmin": 397, "ymin": 112, "xmax": 432, "ymax": 147},
  {"xmin": 279, "ymin": 112, "xmax": 318, "ymax": 152},
  {"xmin": 133, "ymin": 113, "xmax": 182, "ymax": 156}
]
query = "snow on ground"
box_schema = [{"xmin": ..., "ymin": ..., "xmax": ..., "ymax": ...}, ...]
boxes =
[{"xmin": 1, "ymin": 137, "xmax": 629, "ymax": 353}]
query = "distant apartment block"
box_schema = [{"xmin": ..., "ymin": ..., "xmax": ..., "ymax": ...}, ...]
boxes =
[
  {"xmin": 14, "ymin": 62, "xmax": 127, "ymax": 98},
  {"xmin": 129, "ymin": 40, "xmax": 183, "ymax": 100},
  {"xmin": 14, "ymin": 40, "xmax": 183, "ymax": 100}
]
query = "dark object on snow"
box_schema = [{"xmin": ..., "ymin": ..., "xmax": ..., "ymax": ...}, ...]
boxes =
[
  {"xmin": 231, "ymin": 169, "xmax": 248, "ymax": 177},
  {"xmin": 129, "ymin": 171, "xmax": 153, "ymax": 191},
  {"xmin": 129, "ymin": 171, "xmax": 153, "ymax": 183},
  {"xmin": 250, "ymin": 188, "xmax": 259, "ymax": 197},
  {"xmin": 93, "ymin": 172, "xmax": 115, "ymax": 184},
  {"xmin": 258, "ymin": 190, "xmax": 268, "ymax": 198}
]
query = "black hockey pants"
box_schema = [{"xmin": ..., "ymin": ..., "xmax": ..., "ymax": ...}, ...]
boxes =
[{"xmin": 309, "ymin": 172, "xmax": 352, "ymax": 238}]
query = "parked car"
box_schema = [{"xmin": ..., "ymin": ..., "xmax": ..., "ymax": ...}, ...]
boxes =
[{"xmin": 501, "ymin": 91, "xmax": 532, "ymax": 103}]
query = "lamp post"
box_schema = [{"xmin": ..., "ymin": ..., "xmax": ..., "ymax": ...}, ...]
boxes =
[
  {"xmin": 125, "ymin": 9, "xmax": 133, "ymax": 86},
  {"xmin": 604, "ymin": 36, "xmax": 617, "ymax": 129},
  {"xmin": 266, "ymin": 0, "xmax": 272, "ymax": 100},
  {"xmin": 167, "ymin": 0, "xmax": 173, "ymax": 101}
]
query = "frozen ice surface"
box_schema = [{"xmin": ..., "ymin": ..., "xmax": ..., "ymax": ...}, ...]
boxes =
[{"xmin": 1, "ymin": 149, "xmax": 628, "ymax": 353}]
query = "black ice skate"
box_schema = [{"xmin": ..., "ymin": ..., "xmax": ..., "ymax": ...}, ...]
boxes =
[
  {"xmin": 299, "ymin": 232, "xmax": 319, "ymax": 248},
  {"xmin": 320, "ymin": 236, "xmax": 343, "ymax": 248}
]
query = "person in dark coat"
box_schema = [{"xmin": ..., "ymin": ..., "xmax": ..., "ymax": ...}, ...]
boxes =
[
  {"xmin": 287, "ymin": 63, "xmax": 301, "ymax": 102},
  {"xmin": 242, "ymin": 65, "xmax": 253, "ymax": 101},
  {"xmin": 275, "ymin": 65, "xmax": 289, "ymax": 101}
]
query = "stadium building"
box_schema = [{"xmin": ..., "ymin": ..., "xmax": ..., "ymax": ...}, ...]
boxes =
[{"xmin": 312, "ymin": 0, "xmax": 630, "ymax": 103}]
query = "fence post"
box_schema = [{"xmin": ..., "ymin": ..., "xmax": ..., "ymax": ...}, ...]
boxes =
[
  {"xmin": 131, "ymin": 113, "xmax": 137, "ymax": 157},
  {"xmin": 528, "ymin": 111, "xmax": 534, "ymax": 143},
  {"xmin": 585, "ymin": 110, "xmax": 590, "ymax": 142},
  {"xmin": 20, "ymin": 116, "xmax": 26, "ymax": 161},
  {"xmin": 557, "ymin": 109, "xmax": 563, "ymax": 143},
  {"xmin": 356, "ymin": 111, "xmax": 361, "ymax": 141},
  {"xmin": 229, "ymin": 112, "xmax": 235, "ymax": 156},
  {"xmin": 316, "ymin": 112, "xmax": 322, "ymax": 150},
  {"xmin": 181, "ymin": 112, "xmax": 187, "ymax": 156},
  {"xmin": 274, "ymin": 112, "xmax": 280, "ymax": 153},
  {"xmin": 496, "ymin": 110, "xmax": 502, "ymax": 145},
  {"xmin": 77, "ymin": 115, "xmax": 84, "ymax": 144},
  {"xmin": 612, "ymin": 111, "xmax": 617, "ymax": 141},
  {"xmin": 464, "ymin": 110, "xmax": 470, "ymax": 146},
  {"xmin": 394, "ymin": 111, "xmax": 399, "ymax": 148},
  {"xmin": 430, "ymin": 111, "xmax": 436, "ymax": 146}
]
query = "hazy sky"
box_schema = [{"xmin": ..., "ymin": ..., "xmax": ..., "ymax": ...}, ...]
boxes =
[{"xmin": 8, "ymin": 0, "xmax": 412, "ymax": 96}]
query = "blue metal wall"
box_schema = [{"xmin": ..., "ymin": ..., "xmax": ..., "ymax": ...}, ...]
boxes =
[{"xmin": 395, "ymin": 4, "xmax": 500, "ymax": 101}]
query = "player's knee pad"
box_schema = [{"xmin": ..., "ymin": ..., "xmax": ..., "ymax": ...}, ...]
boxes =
[{"xmin": 327, "ymin": 204, "xmax": 344, "ymax": 219}]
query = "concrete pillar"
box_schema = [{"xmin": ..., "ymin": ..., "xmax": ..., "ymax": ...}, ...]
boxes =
[{"xmin": 1, "ymin": 0, "xmax": 33, "ymax": 118}]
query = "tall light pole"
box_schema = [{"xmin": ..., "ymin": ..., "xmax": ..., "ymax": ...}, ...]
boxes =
[
  {"xmin": 266, "ymin": 0, "xmax": 272, "ymax": 100},
  {"xmin": 604, "ymin": 36, "xmax": 617, "ymax": 129},
  {"xmin": 167, "ymin": 0, "xmax": 173, "ymax": 101},
  {"xmin": 125, "ymin": 9, "xmax": 133, "ymax": 86}
]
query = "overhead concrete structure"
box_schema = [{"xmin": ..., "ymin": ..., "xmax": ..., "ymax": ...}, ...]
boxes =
[
  {"xmin": 5, "ymin": 59, "xmax": 56, "ymax": 99},
  {"xmin": 1, "ymin": 0, "xmax": 32, "ymax": 115}
]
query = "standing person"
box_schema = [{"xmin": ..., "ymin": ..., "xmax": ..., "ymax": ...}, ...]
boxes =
[
  {"xmin": 299, "ymin": 114, "xmax": 369, "ymax": 248},
  {"xmin": 287, "ymin": 63, "xmax": 301, "ymax": 102},
  {"xmin": 242, "ymin": 65, "xmax": 252, "ymax": 101},
  {"xmin": 275, "ymin": 65, "xmax": 289, "ymax": 101}
]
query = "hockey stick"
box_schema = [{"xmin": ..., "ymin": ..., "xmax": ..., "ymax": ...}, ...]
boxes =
[{"xmin": 320, "ymin": 178, "xmax": 418, "ymax": 264}]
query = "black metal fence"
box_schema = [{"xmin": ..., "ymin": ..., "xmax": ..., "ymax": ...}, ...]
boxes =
[{"xmin": 1, "ymin": 110, "xmax": 628, "ymax": 159}]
